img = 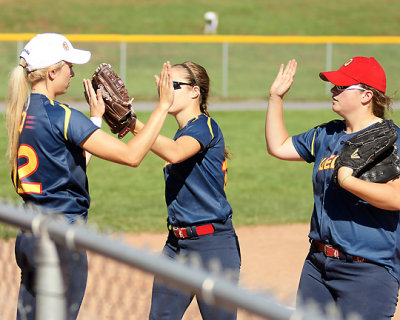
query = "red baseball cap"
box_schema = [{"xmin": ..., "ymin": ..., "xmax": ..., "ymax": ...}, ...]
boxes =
[{"xmin": 319, "ymin": 56, "xmax": 386, "ymax": 93}]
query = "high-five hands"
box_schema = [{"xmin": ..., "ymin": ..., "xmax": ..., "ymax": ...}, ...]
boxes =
[
  {"xmin": 154, "ymin": 61, "xmax": 174, "ymax": 110},
  {"xmin": 83, "ymin": 78, "xmax": 105, "ymax": 118},
  {"xmin": 269, "ymin": 59, "xmax": 297, "ymax": 99}
]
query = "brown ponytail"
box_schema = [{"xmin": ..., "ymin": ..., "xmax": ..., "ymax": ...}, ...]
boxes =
[
  {"xmin": 174, "ymin": 61, "xmax": 230, "ymax": 159},
  {"xmin": 176, "ymin": 61, "xmax": 210, "ymax": 117},
  {"xmin": 360, "ymin": 83, "xmax": 393, "ymax": 119}
]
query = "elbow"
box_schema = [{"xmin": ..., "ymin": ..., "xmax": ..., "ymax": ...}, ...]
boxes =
[
  {"xmin": 266, "ymin": 145, "xmax": 282, "ymax": 159},
  {"xmin": 265, "ymin": 141, "xmax": 279, "ymax": 158},
  {"xmin": 266, "ymin": 146, "xmax": 276, "ymax": 157},
  {"xmin": 158, "ymin": 151, "xmax": 184, "ymax": 164},
  {"xmin": 388, "ymin": 201, "xmax": 400, "ymax": 211},
  {"xmin": 130, "ymin": 157, "xmax": 143, "ymax": 168},
  {"xmin": 125, "ymin": 154, "xmax": 144, "ymax": 168},
  {"xmin": 165, "ymin": 153, "xmax": 187, "ymax": 164},
  {"xmin": 130, "ymin": 161, "xmax": 141, "ymax": 168},
  {"xmin": 167, "ymin": 157, "xmax": 181, "ymax": 164}
]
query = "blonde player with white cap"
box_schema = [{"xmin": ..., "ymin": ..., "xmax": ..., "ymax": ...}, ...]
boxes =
[{"xmin": 6, "ymin": 33, "xmax": 174, "ymax": 319}]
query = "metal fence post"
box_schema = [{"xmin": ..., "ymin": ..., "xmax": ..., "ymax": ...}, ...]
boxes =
[
  {"xmin": 325, "ymin": 42, "xmax": 333, "ymax": 95},
  {"xmin": 34, "ymin": 221, "xmax": 66, "ymax": 320},
  {"xmin": 222, "ymin": 42, "xmax": 229, "ymax": 98},
  {"xmin": 120, "ymin": 41, "xmax": 127, "ymax": 82},
  {"xmin": 17, "ymin": 40, "xmax": 23, "ymax": 60}
]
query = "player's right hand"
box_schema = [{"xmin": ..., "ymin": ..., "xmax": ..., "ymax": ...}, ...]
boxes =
[
  {"xmin": 269, "ymin": 59, "xmax": 297, "ymax": 99},
  {"xmin": 83, "ymin": 78, "xmax": 105, "ymax": 118},
  {"xmin": 154, "ymin": 61, "xmax": 174, "ymax": 110}
]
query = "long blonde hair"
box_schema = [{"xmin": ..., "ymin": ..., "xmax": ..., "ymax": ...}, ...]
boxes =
[{"xmin": 6, "ymin": 59, "xmax": 64, "ymax": 170}]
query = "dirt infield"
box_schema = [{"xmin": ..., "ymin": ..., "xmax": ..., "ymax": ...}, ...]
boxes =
[{"xmin": 2, "ymin": 223, "xmax": 400, "ymax": 319}]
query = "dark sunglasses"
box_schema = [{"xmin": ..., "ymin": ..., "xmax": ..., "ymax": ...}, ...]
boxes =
[
  {"xmin": 333, "ymin": 85, "xmax": 368, "ymax": 92},
  {"xmin": 173, "ymin": 81, "xmax": 194, "ymax": 90}
]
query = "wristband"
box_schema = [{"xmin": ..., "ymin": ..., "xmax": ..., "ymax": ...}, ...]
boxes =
[
  {"xmin": 340, "ymin": 174, "xmax": 352, "ymax": 188},
  {"xmin": 90, "ymin": 116, "xmax": 102, "ymax": 128}
]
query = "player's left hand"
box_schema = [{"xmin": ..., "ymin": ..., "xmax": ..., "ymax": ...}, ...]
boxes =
[{"xmin": 83, "ymin": 78, "xmax": 105, "ymax": 118}]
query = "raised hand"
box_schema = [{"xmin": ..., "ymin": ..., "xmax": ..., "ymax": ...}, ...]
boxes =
[
  {"xmin": 154, "ymin": 61, "xmax": 174, "ymax": 110},
  {"xmin": 269, "ymin": 59, "xmax": 297, "ymax": 99},
  {"xmin": 83, "ymin": 78, "xmax": 105, "ymax": 118}
]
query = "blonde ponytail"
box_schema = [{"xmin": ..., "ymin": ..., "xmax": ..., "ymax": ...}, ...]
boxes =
[{"xmin": 6, "ymin": 59, "xmax": 29, "ymax": 170}]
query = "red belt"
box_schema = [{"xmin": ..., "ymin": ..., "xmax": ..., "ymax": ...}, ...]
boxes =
[
  {"xmin": 172, "ymin": 224, "xmax": 214, "ymax": 239},
  {"xmin": 312, "ymin": 240, "xmax": 369, "ymax": 263}
]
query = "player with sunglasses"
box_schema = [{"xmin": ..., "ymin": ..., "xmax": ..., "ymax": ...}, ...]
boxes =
[
  {"xmin": 133, "ymin": 61, "xmax": 241, "ymax": 320},
  {"xmin": 265, "ymin": 56, "xmax": 400, "ymax": 319}
]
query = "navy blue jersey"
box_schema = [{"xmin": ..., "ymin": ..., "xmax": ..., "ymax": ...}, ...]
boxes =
[
  {"xmin": 164, "ymin": 114, "xmax": 232, "ymax": 226},
  {"xmin": 12, "ymin": 94, "xmax": 99, "ymax": 222},
  {"xmin": 292, "ymin": 119, "xmax": 400, "ymax": 280}
]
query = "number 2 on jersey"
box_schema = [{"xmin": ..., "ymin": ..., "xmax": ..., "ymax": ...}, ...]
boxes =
[{"xmin": 13, "ymin": 144, "xmax": 42, "ymax": 194}]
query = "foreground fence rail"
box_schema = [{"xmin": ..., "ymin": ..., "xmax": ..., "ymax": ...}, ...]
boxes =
[{"xmin": 0, "ymin": 202, "xmax": 338, "ymax": 320}]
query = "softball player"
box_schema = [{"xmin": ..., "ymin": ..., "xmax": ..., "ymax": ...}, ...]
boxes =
[
  {"xmin": 265, "ymin": 57, "xmax": 400, "ymax": 319},
  {"xmin": 6, "ymin": 33, "xmax": 174, "ymax": 320},
  {"xmin": 134, "ymin": 61, "xmax": 241, "ymax": 320}
]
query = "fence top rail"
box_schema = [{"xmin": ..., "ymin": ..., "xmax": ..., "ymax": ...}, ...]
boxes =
[{"xmin": 2, "ymin": 33, "xmax": 400, "ymax": 44}]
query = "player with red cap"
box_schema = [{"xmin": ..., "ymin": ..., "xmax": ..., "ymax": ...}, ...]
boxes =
[
  {"xmin": 319, "ymin": 56, "xmax": 386, "ymax": 93},
  {"xmin": 265, "ymin": 57, "xmax": 400, "ymax": 319}
]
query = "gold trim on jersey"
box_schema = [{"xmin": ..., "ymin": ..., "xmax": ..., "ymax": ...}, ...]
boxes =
[
  {"xmin": 59, "ymin": 104, "xmax": 71, "ymax": 141},
  {"xmin": 47, "ymin": 97, "xmax": 71, "ymax": 141},
  {"xmin": 311, "ymin": 131, "xmax": 316, "ymax": 157},
  {"xmin": 207, "ymin": 117, "xmax": 214, "ymax": 140}
]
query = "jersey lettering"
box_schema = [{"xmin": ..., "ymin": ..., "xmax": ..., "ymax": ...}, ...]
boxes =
[
  {"xmin": 222, "ymin": 159, "xmax": 228, "ymax": 190},
  {"xmin": 13, "ymin": 144, "xmax": 42, "ymax": 194},
  {"xmin": 318, "ymin": 154, "xmax": 339, "ymax": 171}
]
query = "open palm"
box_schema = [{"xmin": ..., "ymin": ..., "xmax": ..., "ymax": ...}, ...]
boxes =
[{"xmin": 269, "ymin": 59, "xmax": 297, "ymax": 98}]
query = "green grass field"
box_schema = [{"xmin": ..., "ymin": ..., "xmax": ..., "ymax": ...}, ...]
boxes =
[
  {"xmin": 1, "ymin": 0, "xmax": 400, "ymax": 101},
  {"xmin": 0, "ymin": 109, "xmax": 325, "ymax": 234},
  {"xmin": 2, "ymin": 0, "xmax": 400, "ymax": 36},
  {"xmin": 2, "ymin": 108, "xmax": 400, "ymax": 236},
  {"xmin": 1, "ymin": 0, "xmax": 400, "ymax": 235}
]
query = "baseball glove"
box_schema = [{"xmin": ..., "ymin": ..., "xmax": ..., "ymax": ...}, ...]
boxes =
[
  {"xmin": 92, "ymin": 63, "xmax": 136, "ymax": 138},
  {"xmin": 333, "ymin": 120, "xmax": 400, "ymax": 184}
]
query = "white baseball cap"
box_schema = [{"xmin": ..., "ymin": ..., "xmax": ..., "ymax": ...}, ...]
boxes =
[{"xmin": 20, "ymin": 33, "xmax": 91, "ymax": 72}]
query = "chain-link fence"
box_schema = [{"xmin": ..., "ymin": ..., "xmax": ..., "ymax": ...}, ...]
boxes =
[
  {"xmin": 2, "ymin": 34, "xmax": 400, "ymax": 102},
  {"xmin": 1, "ymin": 240, "xmax": 279, "ymax": 320},
  {"xmin": 0, "ymin": 203, "xmax": 338, "ymax": 320}
]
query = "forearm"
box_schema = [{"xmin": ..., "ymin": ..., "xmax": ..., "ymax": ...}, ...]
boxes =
[
  {"xmin": 265, "ymin": 95, "xmax": 289, "ymax": 150},
  {"xmin": 133, "ymin": 118, "xmax": 194, "ymax": 163},
  {"xmin": 132, "ymin": 118, "xmax": 171, "ymax": 161},
  {"xmin": 340, "ymin": 173, "xmax": 400, "ymax": 211},
  {"xmin": 86, "ymin": 117, "xmax": 103, "ymax": 166},
  {"xmin": 265, "ymin": 95, "xmax": 300, "ymax": 160},
  {"xmin": 151, "ymin": 135, "xmax": 181, "ymax": 162},
  {"xmin": 127, "ymin": 103, "xmax": 169, "ymax": 164}
]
